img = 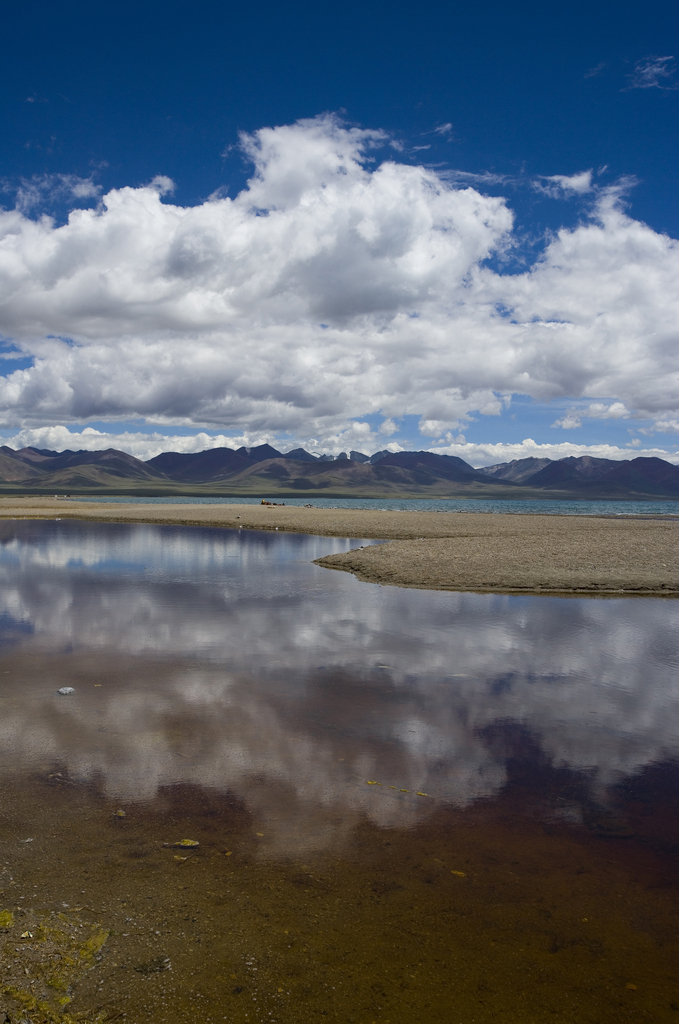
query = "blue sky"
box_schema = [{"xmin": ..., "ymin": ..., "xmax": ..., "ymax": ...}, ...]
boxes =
[{"xmin": 0, "ymin": 0, "xmax": 677, "ymax": 464}]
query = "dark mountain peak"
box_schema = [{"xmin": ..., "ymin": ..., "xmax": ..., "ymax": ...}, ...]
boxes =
[
  {"xmin": 0, "ymin": 450, "xmax": 43, "ymax": 481},
  {"xmin": 611, "ymin": 457, "xmax": 679, "ymax": 491},
  {"xmin": 369, "ymin": 450, "xmax": 391, "ymax": 463},
  {"xmin": 236, "ymin": 444, "xmax": 283, "ymax": 462},
  {"xmin": 349, "ymin": 451, "xmax": 369, "ymax": 463},
  {"xmin": 527, "ymin": 454, "xmax": 679, "ymax": 495},
  {"xmin": 54, "ymin": 448, "xmax": 143, "ymax": 466},
  {"xmin": 0, "ymin": 446, "xmax": 79, "ymax": 470},
  {"xmin": 561, "ymin": 456, "xmax": 616, "ymax": 476},
  {"xmin": 0, "ymin": 446, "xmax": 155, "ymax": 474},
  {"xmin": 479, "ymin": 457, "xmax": 553, "ymax": 483},
  {"xmin": 93, "ymin": 448, "xmax": 148, "ymax": 464},
  {"xmin": 284, "ymin": 448, "xmax": 319, "ymax": 462},
  {"xmin": 378, "ymin": 450, "xmax": 481, "ymax": 478},
  {"xmin": 9, "ymin": 447, "xmax": 67, "ymax": 464},
  {"xmin": 40, "ymin": 447, "xmax": 164, "ymax": 480},
  {"xmin": 147, "ymin": 447, "xmax": 252, "ymax": 482},
  {"xmin": 630, "ymin": 456, "xmax": 677, "ymax": 470}
]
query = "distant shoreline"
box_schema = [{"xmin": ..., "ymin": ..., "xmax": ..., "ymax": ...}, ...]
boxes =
[
  {"xmin": 0, "ymin": 486, "xmax": 677, "ymax": 502},
  {"xmin": 11, "ymin": 492, "xmax": 679, "ymax": 512},
  {"xmin": 0, "ymin": 497, "xmax": 677, "ymax": 596}
]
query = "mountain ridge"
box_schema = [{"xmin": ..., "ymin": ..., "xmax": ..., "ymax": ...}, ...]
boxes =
[{"xmin": 0, "ymin": 445, "xmax": 677, "ymax": 499}]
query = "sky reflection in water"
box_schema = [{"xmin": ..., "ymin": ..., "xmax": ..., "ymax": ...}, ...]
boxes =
[{"xmin": 0, "ymin": 519, "xmax": 677, "ymax": 855}]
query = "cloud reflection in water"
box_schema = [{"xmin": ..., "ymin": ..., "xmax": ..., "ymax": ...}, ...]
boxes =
[{"xmin": 0, "ymin": 520, "xmax": 677, "ymax": 853}]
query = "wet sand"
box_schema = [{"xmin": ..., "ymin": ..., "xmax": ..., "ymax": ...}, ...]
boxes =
[
  {"xmin": 1, "ymin": 497, "xmax": 677, "ymax": 594},
  {"xmin": 316, "ymin": 519, "xmax": 679, "ymax": 595}
]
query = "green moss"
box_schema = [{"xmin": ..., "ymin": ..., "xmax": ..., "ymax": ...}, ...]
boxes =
[
  {"xmin": 1, "ymin": 911, "xmax": 109, "ymax": 1024},
  {"xmin": 46, "ymin": 972, "xmax": 69, "ymax": 992},
  {"xmin": 79, "ymin": 927, "xmax": 108, "ymax": 961}
]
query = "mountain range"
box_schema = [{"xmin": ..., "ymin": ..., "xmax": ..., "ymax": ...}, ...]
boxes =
[{"xmin": 0, "ymin": 444, "xmax": 678, "ymax": 499}]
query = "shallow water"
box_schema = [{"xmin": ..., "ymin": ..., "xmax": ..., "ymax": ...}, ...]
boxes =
[{"xmin": 0, "ymin": 520, "xmax": 678, "ymax": 1023}]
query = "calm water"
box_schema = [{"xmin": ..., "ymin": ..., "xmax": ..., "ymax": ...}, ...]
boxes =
[
  {"xmin": 72, "ymin": 494, "xmax": 679, "ymax": 516},
  {"xmin": 0, "ymin": 520, "xmax": 678, "ymax": 1024}
]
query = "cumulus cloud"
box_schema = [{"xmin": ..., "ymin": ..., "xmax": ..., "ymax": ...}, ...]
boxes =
[
  {"xmin": 1, "ymin": 425, "xmax": 248, "ymax": 461},
  {"xmin": 551, "ymin": 400, "xmax": 630, "ymax": 428},
  {"xmin": 585, "ymin": 401, "xmax": 629, "ymax": 419},
  {"xmin": 148, "ymin": 175, "xmax": 176, "ymax": 195},
  {"xmin": 551, "ymin": 412, "xmax": 583, "ymax": 430},
  {"xmin": 430, "ymin": 437, "xmax": 679, "ymax": 467},
  {"xmin": 4, "ymin": 425, "xmax": 675, "ymax": 466},
  {"xmin": 0, "ymin": 420, "xmax": 407, "ymax": 462},
  {"xmin": 639, "ymin": 418, "xmax": 679, "ymax": 436},
  {"xmin": 0, "ymin": 114, "xmax": 677, "ymax": 449}
]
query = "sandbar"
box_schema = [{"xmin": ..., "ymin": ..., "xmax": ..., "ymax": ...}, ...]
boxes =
[{"xmin": 0, "ymin": 497, "xmax": 677, "ymax": 595}]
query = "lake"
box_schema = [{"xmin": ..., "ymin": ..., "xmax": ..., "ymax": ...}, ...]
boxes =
[
  {"xmin": 1, "ymin": 520, "xmax": 678, "ymax": 1024},
  {"xmin": 73, "ymin": 494, "xmax": 679, "ymax": 517}
]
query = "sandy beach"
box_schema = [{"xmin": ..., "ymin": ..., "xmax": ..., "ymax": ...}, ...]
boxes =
[{"xmin": 0, "ymin": 497, "xmax": 677, "ymax": 595}]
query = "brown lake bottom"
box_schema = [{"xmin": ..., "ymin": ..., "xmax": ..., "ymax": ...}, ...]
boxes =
[{"xmin": 2, "ymin": 753, "xmax": 679, "ymax": 1024}]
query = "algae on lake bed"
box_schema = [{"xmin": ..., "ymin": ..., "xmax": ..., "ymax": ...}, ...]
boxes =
[
  {"xmin": 0, "ymin": 906, "xmax": 108, "ymax": 1024},
  {"xmin": 1, "ymin": 766, "xmax": 678, "ymax": 1024}
]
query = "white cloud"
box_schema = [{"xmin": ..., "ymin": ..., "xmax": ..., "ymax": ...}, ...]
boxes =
[
  {"xmin": 441, "ymin": 169, "xmax": 509, "ymax": 186},
  {"xmin": 552, "ymin": 401, "xmax": 630, "ymax": 428},
  {"xmin": 1, "ymin": 426, "xmax": 249, "ymax": 461},
  {"xmin": 585, "ymin": 401, "xmax": 629, "ymax": 419},
  {"xmin": 429, "ymin": 437, "xmax": 679, "ymax": 467},
  {"xmin": 0, "ymin": 421, "xmax": 405, "ymax": 461},
  {"xmin": 551, "ymin": 413, "xmax": 582, "ymax": 430},
  {"xmin": 537, "ymin": 169, "xmax": 593, "ymax": 196},
  {"xmin": 626, "ymin": 55, "xmax": 678, "ymax": 90},
  {"xmin": 3, "ymin": 425, "xmax": 675, "ymax": 468},
  {"xmin": 148, "ymin": 175, "xmax": 176, "ymax": 196},
  {"xmin": 378, "ymin": 418, "xmax": 398, "ymax": 436},
  {"xmin": 0, "ymin": 113, "xmax": 677, "ymax": 449},
  {"xmin": 2, "ymin": 173, "xmax": 102, "ymax": 213},
  {"xmin": 640, "ymin": 418, "xmax": 679, "ymax": 435}
]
